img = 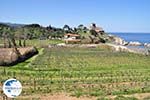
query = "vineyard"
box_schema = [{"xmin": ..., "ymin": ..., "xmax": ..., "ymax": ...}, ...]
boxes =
[{"xmin": 0, "ymin": 47, "xmax": 150, "ymax": 100}]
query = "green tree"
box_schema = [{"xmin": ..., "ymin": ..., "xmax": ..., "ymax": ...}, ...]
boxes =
[
  {"xmin": 63, "ymin": 24, "xmax": 72, "ymax": 33},
  {"xmin": 90, "ymin": 29, "xmax": 98, "ymax": 37},
  {"xmin": 78, "ymin": 24, "xmax": 84, "ymax": 30},
  {"xmin": 2, "ymin": 27, "xmax": 12, "ymax": 48},
  {"xmin": 14, "ymin": 28, "xmax": 24, "ymax": 47}
]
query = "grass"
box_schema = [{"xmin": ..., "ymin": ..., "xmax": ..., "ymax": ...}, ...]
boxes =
[
  {"xmin": 0, "ymin": 46, "xmax": 150, "ymax": 99},
  {"xmin": 0, "ymin": 39, "xmax": 64, "ymax": 48},
  {"xmin": 26, "ymin": 39, "xmax": 64, "ymax": 47}
]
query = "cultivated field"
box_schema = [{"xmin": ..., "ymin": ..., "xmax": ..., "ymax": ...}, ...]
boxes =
[{"xmin": 0, "ymin": 46, "xmax": 150, "ymax": 100}]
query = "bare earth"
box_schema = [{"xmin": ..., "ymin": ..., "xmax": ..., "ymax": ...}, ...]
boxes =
[
  {"xmin": 0, "ymin": 93, "xmax": 96, "ymax": 100},
  {"xmin": 1, "ymin": 93, "xmax": 150, "ymax": 100}
]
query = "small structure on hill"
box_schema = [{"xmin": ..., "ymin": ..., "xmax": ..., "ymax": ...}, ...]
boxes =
[
  {"xmin": 64, "ymin": 33, "xmax": 81, "ymax": 44},
  {"xmin": 87, "ymin": 23, "xmax": 106, "ymax": 43},
  {"xmin": 89, "ymin": 23, "xmax": 104, "ymax": 34}
]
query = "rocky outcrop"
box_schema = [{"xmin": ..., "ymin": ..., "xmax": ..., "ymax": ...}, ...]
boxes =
[
  {"xmin": 19, "ymin": 47, "xmax": 38, "ymax": 60},
  {"xmin": 49, "ymin": 43, "xmax": 150, "ymax": 55},
  {"xmin": 128, "ymin": 41, "xmax": 143, "ymax": 46},
  {"xmin": 106, "ymin": 43, "xmax": 134, "ymax": 52},
  {"xmin": 0, "ymin": 48, "xmax": 19, "ymax": 66},
  {"xmin": 144, "ymin": 43, "xmax": 150, "ymax": 48},
  {"xmin": 57, "ymin": 43, "xmax": 66, "ymax": 47},
  {"xmin": 0, "ymin": 47, "xmax": 38, "ymax": 66},
  {"xmin": 106, "ymin": 43, "xmax": 150, "ymax": 55},
  {"xmin": 108, "ymin": 35, "xmax": 128, "ymax": 45}
]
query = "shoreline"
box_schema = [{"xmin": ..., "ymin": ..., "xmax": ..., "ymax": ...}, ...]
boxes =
[{"xmin": 110, "ymin": 32, "xmax": 150, "ymax": 44}]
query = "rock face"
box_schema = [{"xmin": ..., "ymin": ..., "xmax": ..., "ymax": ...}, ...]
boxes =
[
  {"xmin": 108, "ymin": 35, "xmax": 128, "ymax": 45},
  {"xmin": 0, "ymin": 48, "xmax": 19, "ymax": 66},
  {"xmin": 128, "ymin": 41, "xmax": 143, "ymax": 46},
  {"xmin": 80, "ymin": 23, "xmax": 107, "ymax": 44},
  {"xmin": 144, "ymin": 43, "xmax": 150, "ymax": 48},
  {"xmin": 57, "ymin": 43, "xmax": 66, "ymax": 47},
  {"xmin": 0, "ymin": 47, "xmax": 38, "ymax": 66},
  {"xmin": 106, "ymin": 43, "xmax": 133, "ymax": 52},
  {"xmin": 19, "ymin": 47, "xmax": 38, "ymax": 60}
]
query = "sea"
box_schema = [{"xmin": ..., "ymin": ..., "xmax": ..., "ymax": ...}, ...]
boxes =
[
  {"xmin": 110, "ymin": 32, "xmax": 150, "ymax": 44},
  {"xmin": 110, "ymin": 33, "xmax": 150, "ymax": 53}
]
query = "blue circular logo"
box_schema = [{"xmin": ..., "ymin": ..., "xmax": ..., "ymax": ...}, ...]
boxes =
[{"xmin": 3, "ymin": 78, "xmax": 22, "ymax": 98}]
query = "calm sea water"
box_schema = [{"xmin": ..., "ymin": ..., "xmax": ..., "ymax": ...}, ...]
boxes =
[{"xmin": 110, "ymin": 33, "xmax": 150, "ymax": 43}]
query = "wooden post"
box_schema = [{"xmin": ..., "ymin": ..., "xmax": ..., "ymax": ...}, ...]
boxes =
[{"xmin": 33, "ymin": 78, "xmax": 36, "ymax": 91}]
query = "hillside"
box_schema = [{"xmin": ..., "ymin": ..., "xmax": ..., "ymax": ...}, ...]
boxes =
[{"xmin": 0, "ymin": 22, "xmax": 26, "ymax": 28}]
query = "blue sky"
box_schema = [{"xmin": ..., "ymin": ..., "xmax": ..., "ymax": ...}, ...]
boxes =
[{"xmin": 0, "ymin": 0, "xmax": 150, "ymax": 32}]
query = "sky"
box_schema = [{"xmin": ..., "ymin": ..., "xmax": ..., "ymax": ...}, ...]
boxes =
[{"xmin": 0, "ymin": 0, "xmax": 150, "ymax": 32}]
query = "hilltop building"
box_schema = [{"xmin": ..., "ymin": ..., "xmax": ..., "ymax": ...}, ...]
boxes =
[
  {"xmin": 89, "ymin": 23, "xmax": 105, "ymax": 33},
  {"xmin": 64, "ymin": 33, "xmax": 81, "ymax": 43}
]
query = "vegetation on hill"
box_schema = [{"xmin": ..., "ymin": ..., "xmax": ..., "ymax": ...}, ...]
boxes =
[{"xmin": 0, "ymin": 22, "xmax": 112, "ymax": 47}]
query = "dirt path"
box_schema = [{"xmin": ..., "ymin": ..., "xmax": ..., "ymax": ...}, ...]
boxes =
[
  {"xmin": 39, "ymin": 93, "xmax": 95, "ymax": 100},
  {"xmin": 0, "ymin": 93, "xmax": 96, "ymax": 100},
  {"xmin": 1, "ymin": 93, "xmax": 150, "ymax": 100}
]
